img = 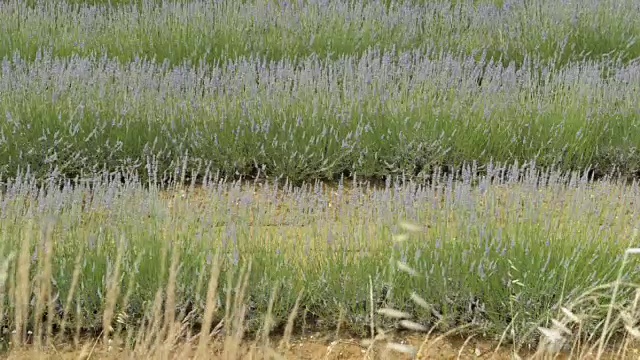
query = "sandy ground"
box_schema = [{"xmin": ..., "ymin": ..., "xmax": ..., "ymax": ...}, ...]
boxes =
[{"xmin": 5, "ymin": 334, "xmax": 639, "ymax": 360}]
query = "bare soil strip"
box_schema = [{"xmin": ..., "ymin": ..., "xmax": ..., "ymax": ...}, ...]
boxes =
[{"xmin": 5, "ymin": 334, "xmax": 639, "ymax": 359}]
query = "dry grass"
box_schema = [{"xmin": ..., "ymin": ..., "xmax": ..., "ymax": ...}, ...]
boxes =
[{"xmin": 1, "ymin": 224, "xmax": 640, "ymax": 359}]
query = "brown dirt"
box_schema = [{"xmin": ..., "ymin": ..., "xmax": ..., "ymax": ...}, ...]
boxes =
[{"xmin": 5, "ymin": 334, "xmax": 639, "ymax": 360}]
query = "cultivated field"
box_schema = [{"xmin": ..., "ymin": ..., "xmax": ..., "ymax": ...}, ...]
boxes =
[
  {"xmin": 1, "ymin": 0, "xmax": 640, "ymax": 182},
  {"xmin": 1, "ymin": 0, "xmax": 640, "ymax": 358},
  {"xmin": 2, "ymin": 167, "xmax": 640, "ymax": 358}
]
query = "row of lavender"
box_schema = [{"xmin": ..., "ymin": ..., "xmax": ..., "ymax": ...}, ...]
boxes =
[
  {"xmin": 1, "ymin": 0, "xmax": 639, "ymax": 183},
  {"xmin": 1, "ymin": 49, "xmax": 638, "ymax": 183},
  {"xmin": 0, "ymin": 163, "xmax": 638, "ymax": 344},
  {"xmin": 4, "ymin": 0, "xmax": 640, "ymax": 67}
]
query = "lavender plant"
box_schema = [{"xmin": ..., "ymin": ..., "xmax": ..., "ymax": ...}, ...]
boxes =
[
  {"xmin": 3, "ymin": 0, "xmax": 640, "ymax": 68},
  {"xmin": 0, "ymin": 163, "xmax": 638, "ymax": 346},
  {"xmin": 1, "ymin": 51, "xmax": 639, "ymax": 184}
]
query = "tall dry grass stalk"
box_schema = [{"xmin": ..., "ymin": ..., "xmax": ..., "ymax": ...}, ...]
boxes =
[
  {"xmin": 196, "ymin": 249, "xmax": 222, "ymax": 359},
  {"xmin": 12, "ymin": 221, "xmax": 33, "ymax": 347},
  {"xmin": 56, "ymin": 243, "xmax": 84, "ymax": 344},
  {"xmin": 222, "ymin": 261, "xmax": 252, "ymax": 359},
  {"xmin": 375, "ymin": 226, "xmax": 640, "ymax": 360},
  {"xmin": 255, "ymin": 284, "xmax": 279, "ymax": 352},
  {"xmin": 278, "ymin": 289, "xmax": 304, "ymax": 352},
  {"xmin": 596, "ymin": 232, "xmax": 640, "ymax": 358},
  {"xmin": 159, "ymin": 243, "xmax": 181, "ymax": 355},
  {"xmin": 101, "ymin": 235, "xmax": 125, "ymax": 345},
  {"xmin": 32, "ymin": 218, "xmax": 55, "ymax": 349}
]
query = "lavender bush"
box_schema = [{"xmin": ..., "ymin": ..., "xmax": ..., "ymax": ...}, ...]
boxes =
[
  {"xmin": 0, "ymin": 164, "xmax": 639, "ymax": 345},
  {"xmin": 1, "ymin": 51, "xmax": 639, "ymax": 184},
  {"xmin": 1, "ymin": 0, "xmax": 639, "ymax": 183},
  {"xmin": 4, "ymin": 0, "xmax": 640, "ymax": 68}
]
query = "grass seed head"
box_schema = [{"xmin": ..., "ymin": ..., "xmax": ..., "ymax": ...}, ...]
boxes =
[
  {"xmin": 399, "ymin": 222, "xmax": 423, "ymax": 233},
  {"xmin": 551, "ymin": 319, "xmax": 572, "ymax": 336},
  {"xmin": 399, "ymin": 319, "xmax": 428, "ymax": 332},
  {"xmin": 625, "ymin": 324, "xmax": 640, "ymax": 339},
  {"xmin": 377, "ymin": 308, "xmax": 411, "ymax": 319},
  {"xmin": 396, "ymin": 261, "xmax": 418, "ymax": 277},
  {"xmin": 560, "ymin": 306, "xmax": 580, "ymax": 323},
  {"xmin": 410, "ymin": 292, "xmax": 430, "ymax": 310},
  {"xmin": 537, "ymin": 326, "xmax": 567, "ymax": 354}
]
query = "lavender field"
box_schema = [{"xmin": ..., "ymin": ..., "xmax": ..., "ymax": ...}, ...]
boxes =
[
  {"xmin": 0, "ymin": 0, "xmax": 639, "ymax": 182},
  {"xmin": 1, "ymin": 0, "xmax": 640, "ymax": 358},
  {"xmin": 1, "ymin": 165, "xmax": 640, "ymax": 353}
]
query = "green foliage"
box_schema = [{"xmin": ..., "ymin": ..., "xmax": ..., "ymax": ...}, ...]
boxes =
[
  {"xmin": 1, "ymin": 52, "xmax": 639, "ymax": 185},
  {"xmin": 0, "ymin": 173, "xmax": 638, "ymax": 343},
  {"xmin": 4, "ymin": 0, "xmax": 640, "ymax": 69}
]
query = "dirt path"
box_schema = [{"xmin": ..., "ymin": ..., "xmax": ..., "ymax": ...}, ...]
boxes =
[{"xmin": 5, "ymin": 334, "xmax": 639, "ymax": 359}]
